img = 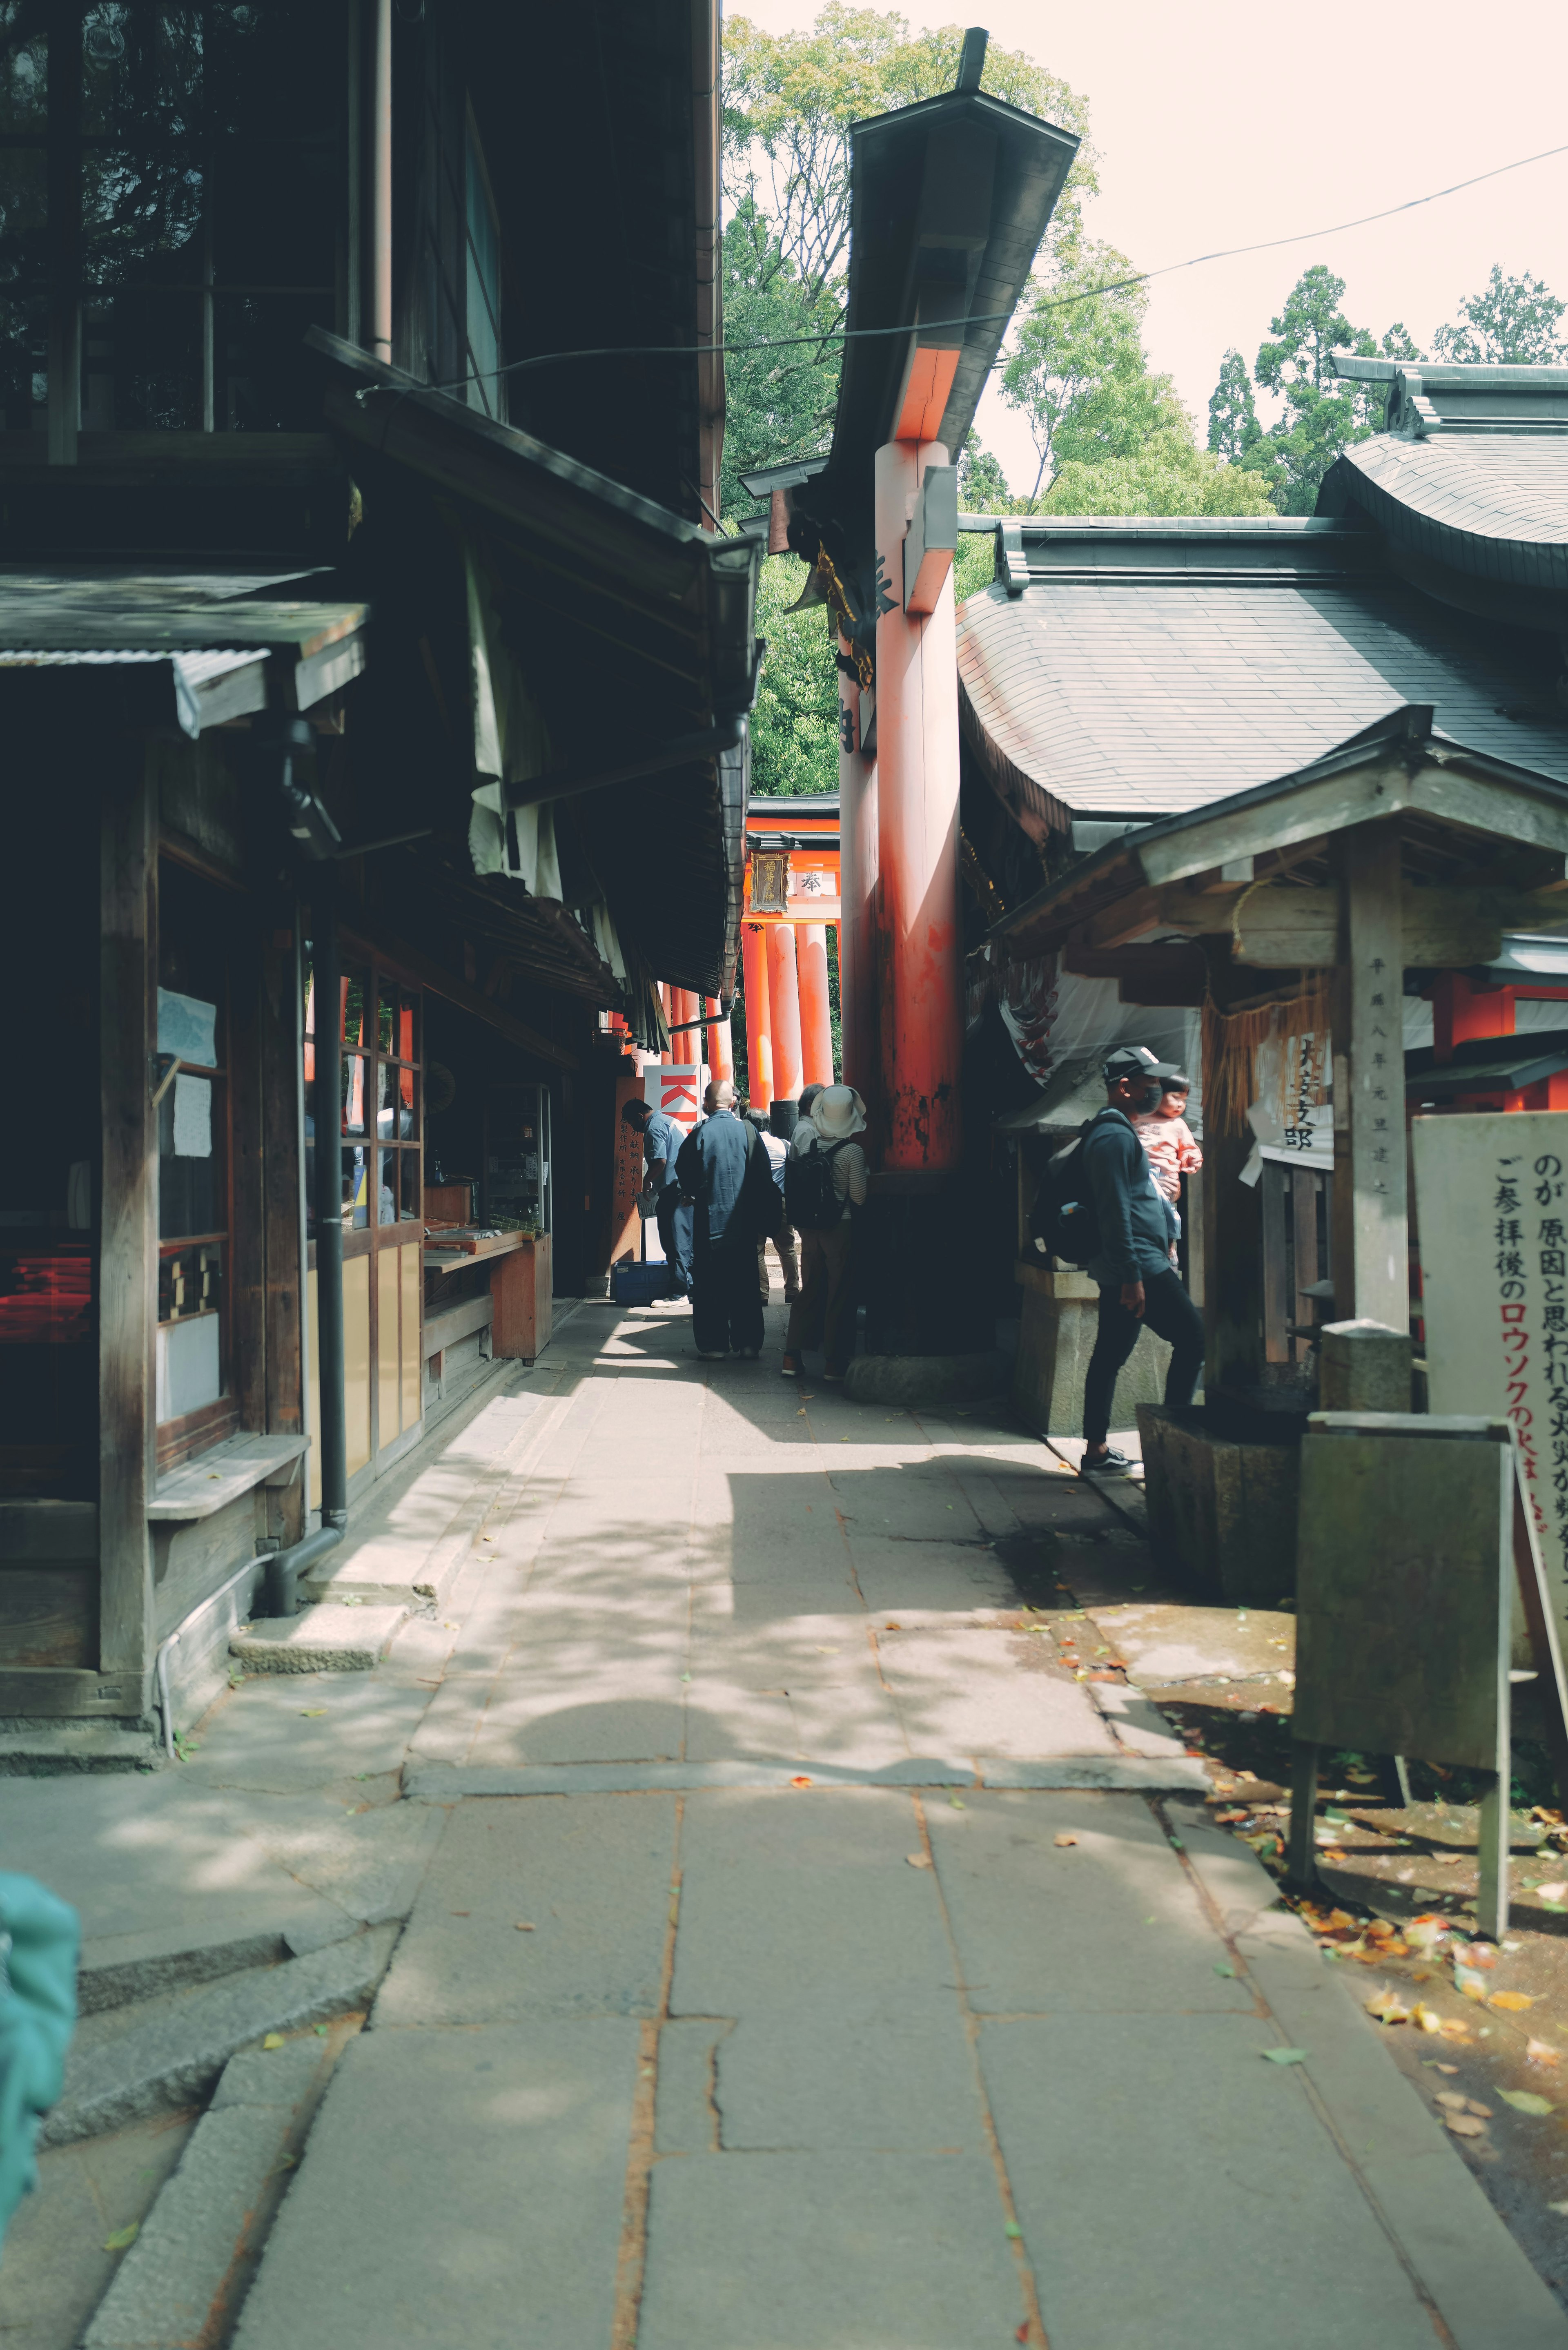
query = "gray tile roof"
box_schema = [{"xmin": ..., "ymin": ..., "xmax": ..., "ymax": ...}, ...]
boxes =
[
  {"xmin": 956, "ymin": 576, "xmax": 1568, "ymax": 821},
  {"xmin": 1324, "ymin": 435, "xmax": 1568, "ymax": 595}
]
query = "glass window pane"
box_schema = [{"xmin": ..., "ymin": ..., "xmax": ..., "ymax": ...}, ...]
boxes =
[
  {"xmin": 376, "ymin": 1150, "xmax": 397, "ymax": 1228},
  {"xmin": 0, "ymin": 148, "xmax": 47, "ymax": 287},
  {"xmin": 158, "ymin": 1071, "xmax": 223, "ymax": 1239},
  {"xmin": 80, "ymin": 289, "xmax": 201, "ymax": 430},
  {"xmin": 216, "ymin": 288, "xmax": 335, "ymax": 432},
  {"xmin": 0, "ymin": 9, "xmax": 48, "ymax": 133},
  {"xmin": 0, "ymin": 292, "xmax": 47, "ymax": 432},
  {"xmin": 342, "ymin": 1145, "xmax": 369, "ymax": 1229},
  {"xmin": 341, "ymin": 1052, "xmax": 366, "ymax": 1136},
  {"xmin": 399, "ymin": 1151, "xmax": 421, "ymax": 1222},
  {"xmin": 341, "ymin": 965, "xmax": 369, "ymax": 1047},
  {"xmin": 81, "ymin": 7, "xmax": 205, "ymax": 140}
]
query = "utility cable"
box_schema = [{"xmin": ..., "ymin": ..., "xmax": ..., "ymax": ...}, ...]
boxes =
[{"xmin": 355, "ymin": 135, "xmax": 1568, "ymax": 408}]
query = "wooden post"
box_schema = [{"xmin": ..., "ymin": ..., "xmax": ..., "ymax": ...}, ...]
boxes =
[
  {"xmin": 874, "ymin": 437, "xmax": 961, "ymax": 1171},
  {"xmin": 838, "ymin": 640, "xmax": 877, "ymax": 1104},
  {"xmin": 796, "ymin": 923, "xmax": 834, "ymax": 1088},
  {"xmin": 1333, "ymin": 824, "xmax": 1408, "ymax": 1331},
  {"xmin": 704, "ymin": 995, "xmax": 733, "ymax": 1086},
  {"xmin": 741, "ymin": 922, "xmax": 773, "ymax": 1110},
  {"xmin": 99, "ymin": 751, "xmax": 157, "ymax": 1688},
  {"xmin": 765, "ymin": 922, "xmax": 804, "ymax": 1104},
  {"xmin": 1201, "ymin": 1127, "xmax": 1265, "ymax": 1402}
]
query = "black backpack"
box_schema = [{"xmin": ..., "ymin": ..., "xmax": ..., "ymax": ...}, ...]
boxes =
[
  {"xmin": 1028, "ymin": 1109, "xmax": 1124, "ymax": 1266},
  {"xmin": 785, "ymin": 1136, "xmax": 849, "ymax": 1231}
]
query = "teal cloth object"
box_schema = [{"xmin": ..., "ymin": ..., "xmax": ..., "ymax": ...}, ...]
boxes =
[{"xmin": 0, "ymin": 1874, "xmax": 79, "ymax": 2256}]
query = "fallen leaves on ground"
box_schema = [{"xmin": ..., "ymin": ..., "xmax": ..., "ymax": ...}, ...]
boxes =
[
  {"xmin": 1367, "ymin": 1988, "xmax": 1411, "ymax": 2024},
  {"xmin": 103, "ymin": 2223, "xmax": 138, "ymax": 2252},
  {"xmin": 1528, "ymin": 2038, "xmax": 1561, "ymax": 2067},
  {"xmin": 262, "ymin": 2033, "xmax": 285, "ymax": 2050},
  {"xmin": 299, "ymin": 1708, "xmax": 327, "ymax": 1718},
  {"xmin": 906, "ymin": 1853, "xmax": 933, "ymax": 1869},
  {"xmin": 1499, "ymin": 2089, "xmax": 1556, "ymax": 2115},
  {"xmin": 1488, "ymin": 1990, "xmax": 1536, "ymax": 2013},
  {"xmin": 1260, "ymin": 2047, "xmax": 1309, "ymax": 2065},
  {"xmin": 514, "ymin": 1921, "xmax": 535, "ymax": 1931},
  {"xmin": 1443, "ymin": 2111, "xmax": 1488, "ymax": 2136},
  {"xmin": 1054, "ymin": 1833, "xmax": 1078, "ymax": 1848}
]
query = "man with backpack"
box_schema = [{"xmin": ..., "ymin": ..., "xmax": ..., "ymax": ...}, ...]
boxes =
[
  {"xmin": 1052, "ymin": 1046, "xmax": 1205, "ymax": 1479},
  {"xmin": 780, "ymin": 1085, "xmax": 869, "ymax": 1380}
]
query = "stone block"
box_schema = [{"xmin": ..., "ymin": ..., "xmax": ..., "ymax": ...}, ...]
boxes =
[
  {"xmin": 637, "ymin": 2153, "xmax": 1024, "ymax": 2350},
  {"xmin": 1137, "ymin": 1402, "xmax": 1301, "ymax": 1603},
  {"xmin": 230, "ymin": 1605, "xmax": 408, "ymax": 1673},
  {"xmin": 1320, "ymin": 1317, "xmax": 1413, "ymax": 1413},
  {"xmin": 231, "ymin": 2022, "xmax": 638, "ymax": 2350},
  {"xmin": 1012, "ymin": 1268, "xmax": 1172, "ymax": 1437},
  {"xmin": 714, "ymin": 2011, "xmax": 987, "ymax": 2152},
  {"xmin": 42, "ymin": 1925, "xmax": 397, "ymax": 2146},
  {"xmin": 372, "ymin": 1795, "xmax": 675, "ymax": 2024}
]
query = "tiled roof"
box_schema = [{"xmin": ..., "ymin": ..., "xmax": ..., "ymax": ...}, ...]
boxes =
[
  {"xmin": 1323, "ymin": 435, "xmax": 1568, "ymax": 595},
  {"xmin": 956, "ymin": 576, "xmax": 1568, "ymax": 822}
]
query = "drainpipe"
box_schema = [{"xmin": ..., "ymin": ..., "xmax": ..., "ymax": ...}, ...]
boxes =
[
  {"xmin": 372, "ymin": 0, "xmax": 392, "ymax": 363},
  {"xmin": 263, "ymin": 832, "xmax": 349, "ymax": 1616},
  {"xmin": 691, "ymin": 0, "xmax": 721, "ymax": 527}
]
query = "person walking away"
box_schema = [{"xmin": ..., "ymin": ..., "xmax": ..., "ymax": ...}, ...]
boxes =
[
  {"xmin": 1130, "ymin": 1070, "xmax": 1202, "ymax": 1255},
  {"xmin": 1080, "ymin": 1047, "xmax": 1205, "ymax": 1478},
  {"xmin": 746, "ymin": 1111, "xmax": 802, "ymax": 1305},
  {"xmin": 780, "ymin": 1084, "xmax": 868, "ymax": 1380},
  {"xmin": 621, "ymin": 1096, "xmax": 693, "ymax": 1300},
  {"xmin": 677, "ymin": 1081, "xmax": 782, "ymax": 1359}
]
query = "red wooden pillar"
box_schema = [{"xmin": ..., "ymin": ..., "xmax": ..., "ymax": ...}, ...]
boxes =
[
  {"xmin": 704, "ymin": 994, "xmax": 733, "ymax": 1085},
  {"xmin": 669, "ymin": 987, "xmax": 700, "ymax": 1061},
  {"xmin": 873, "ymin": 437, "xmax": 961, "ymax": 1170},
  {"xmin": 1432, "ymin": 971, "xmax": 1513, "ymax": 1061},
  {"xmin": 766, "ymin": 922, "xmax": 804, "ymax": 1104},
  {"xmin": 797, "ymin": 922, "xmax": 833, "ymax": 1087},
  {"xmin": 741, "ymin": 923, "xmax": 773, "ymax": 1109},
  {"xmin": 838, "ymin": 631, "xmax": 878, "ymax": 1110}
]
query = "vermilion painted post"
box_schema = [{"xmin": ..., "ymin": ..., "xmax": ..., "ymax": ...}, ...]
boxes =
[
  {"xmin": 704, "ymin": 994, "xmax": 734, "ymax": 1084},
  {"xmin": 838, "ymin": 631, "xmax": 877, "ymax": 1112},
  {"xmin": 741, "ymin": 922, "xmax": 773, "ymax": 1109},
  {"xmin": 873, "ymin": 437, "xmax": 961, "ymax": 1171},
  {"xmin": 766, "ymin": 922, "xmax": 804, "ymax": 1104},
  {"xmin": 670, "ymin": 988, "xmax": 700, "ymax": 1067},
  {"xmin": 797, "ymin": 922, "xmax": 834, "ymax": 1086}
]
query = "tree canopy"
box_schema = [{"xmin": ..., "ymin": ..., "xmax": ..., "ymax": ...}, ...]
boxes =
[{"xmin": 1433, "ymin": 267, "xmax": 1567, "ymax": 364}]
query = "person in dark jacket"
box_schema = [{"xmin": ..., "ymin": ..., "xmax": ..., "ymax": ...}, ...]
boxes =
[
  {"xmin": 1080, "ymin": 1045, "xmax": 1205, "ymax": 1479},
  {"xmin": 676, "ymin": 1081, "xmax": 778, "ymax": 1360}
]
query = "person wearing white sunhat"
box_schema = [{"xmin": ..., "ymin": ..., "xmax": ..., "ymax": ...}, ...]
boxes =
[{"xmin": 780, "ymin": 1084, "xmax": 869, "ymax": 1380}]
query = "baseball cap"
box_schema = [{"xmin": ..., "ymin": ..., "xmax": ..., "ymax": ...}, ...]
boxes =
[{"xmin": 1102, "ymin": 1044, "xmax": 1185, "ymax": 1084}]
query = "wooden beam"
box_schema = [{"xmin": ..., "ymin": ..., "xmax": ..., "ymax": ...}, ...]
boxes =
[
  {"xmin": 99, "ymin": 746, "xmax": 158, "ymax": 1685},
  {"xmin": 1060, "ymin": 942, "xmax": 1207, "ymax": 1004},
  {"xmin": 1332, "ymin": 823, "xmax": 1408, "ymax": 1331},
  {"xmin": 341, "ymin": 924, "xmax": 578, "ymax": 1070},
  {"xmin": 1080, "ymin": 885, "xmax": 1160, "ymax": 951}
]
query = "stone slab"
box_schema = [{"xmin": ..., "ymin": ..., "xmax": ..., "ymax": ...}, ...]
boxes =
[
  {"xmin": 372, "ymin": 1795, "xmax": 675, "ymax": 2024},
  {"xmin": 209, "ymin": 2039, "xmax": 326, "ymax": 2111},
  {"xmin": 82, "ymin": 2099, "xmax": 298, "ymax": 2350},
  {"xmin": 175, "ymin": 1673, "xmax": 432, "ymax": 1795},
  {"xmin": 669, "ymin": 1789, "xmax": 953, "ymax": 2026},
  {"xmin": 4, "ymin": 1775, "xmax": 358, "ymax": 1992},
  {"xmin": 42, "ymin": 1925, "xmax": 398, "ymax": 2146},
  {"xmin": 875, "ymin": 1625, "xmax": 1120, "ymax": 1759},
  {"xmin": 230, "ymin": 2022, "xmax": 638, "ymax": 2350},
  {"xmin": 231, "ymin": 1605, "xmax": 409, "ymax": 1672},
  {"xmin": 0, "ymin": 1722, "xmax": 158, "ymax": 1775},
  {"xmin": 714, "ymin": 2011, "xmax": 987, "ymax": 2152},
  {"xmin": 401, "ymin": 1756, "xmax": 1205, "ymax": 1799},
  {"xmin": 984, "ymin": 2012, "xmax": 1446, "ymax": 2350},
  {"xmin": 1086, "ymin": 1600, "xmax": 1296, "ymax": 1688},
  {"xmin": 1, "ymin": 2109, "xmax": 198, "ymax": 2350},
  {"xmin": 923, "ymin": 1790, "xmax": 1254, "ymax": 2015},
  {"xmin": 637, "ymin": 2152, "xmax": 1024, "ymax": 2350},
  {"xmin": 653, "ymin": 2017, "xmax": 728, "ymax": 2154}
]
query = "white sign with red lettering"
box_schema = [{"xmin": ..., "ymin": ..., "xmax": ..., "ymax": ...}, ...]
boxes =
[
  {"xmin": 644, "ymin": 1065, "xmax": 708, "ymax": 1141},
  {"xmin": 1413, "ymin": 1110, "xmax": 1568, "ymax": 1645}
]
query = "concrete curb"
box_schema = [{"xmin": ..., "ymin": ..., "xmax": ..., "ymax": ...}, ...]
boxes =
[
  {"xmin": 231, "ymin": 1604, "xmax": 408, "ymax": 1673},
  {"xmin": 82, "ymin": 2043, "xmax": 327, "ymax": 2350},
  {"xmin": 403, "ymin": 1755, "xmax": 1210, "ymax": 1801},
  {"xmin": 42, "ymin": 1924, "xmax": 398, "ymax": 2148}
]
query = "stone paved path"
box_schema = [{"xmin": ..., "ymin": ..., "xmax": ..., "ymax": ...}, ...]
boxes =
[{"xmin": 8, "ymin": 1301, "xmax": 1565, "ymax": 2350}]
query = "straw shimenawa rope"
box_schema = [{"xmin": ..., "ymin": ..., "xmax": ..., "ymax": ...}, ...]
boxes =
[{"xmin": 1201, "ymin": 974, "xmax": 1332, "ymax": 1136}]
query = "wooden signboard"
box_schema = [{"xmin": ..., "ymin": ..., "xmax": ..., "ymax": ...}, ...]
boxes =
[
  {"xmin": 1289, "ymin": 1411, "xmax": 1568, "ymax": 1937},
  {"xmin": 1413, "ymin": 1112, "xmax": 1568, "ymax": 1647}
]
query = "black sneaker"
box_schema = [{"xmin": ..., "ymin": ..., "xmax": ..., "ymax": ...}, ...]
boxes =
[{"xmin": 1078, "ymin": 1447, "xmax": 1136, "ymax": 1480}]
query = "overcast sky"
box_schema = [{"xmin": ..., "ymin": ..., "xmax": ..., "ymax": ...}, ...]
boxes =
[{"xmin": 730, "ymin": 0, "xmax": 1568, "ymax": 495}]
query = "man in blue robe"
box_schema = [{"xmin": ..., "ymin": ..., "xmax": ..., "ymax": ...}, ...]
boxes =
[{"xmin": 676, "ymin": 1080, "xmax": 775, "ymax": 1359}]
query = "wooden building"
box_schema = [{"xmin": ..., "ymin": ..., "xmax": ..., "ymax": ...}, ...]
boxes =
[
  {"xmin": 0, "ymin": 0, "xmax": 758, "ymax": 1741},
  {"xmin": 964, "ymin": 357, "xmax": 1568, "ymax": 1539}
]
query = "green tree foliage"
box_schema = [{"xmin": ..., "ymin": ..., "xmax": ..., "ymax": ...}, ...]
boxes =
[
  {"xmin": 748, "ymin": 551, "xmax": 842, "ymax": 799},
  {"xmin": 957, "ymin": 431, "xmax": 1011, "ymax": 512},
  {"xmin": 1433, "ymin": 266, "xmax": 1567, "ymax": 364},
  {"xmin": 1207, "ymin": 348, "xmax": 1260, "ymax": 464},
  {"xmin": 719, "ymin": 203, "xmax": 844, "ymax": 522},
  {"xmin": 1001, "ymin": 245, "xmax": 1275, "ymax": 516},
  {"xmin": 1205, "ymin": 270, "xmax": 1431, "ymax": 517}
]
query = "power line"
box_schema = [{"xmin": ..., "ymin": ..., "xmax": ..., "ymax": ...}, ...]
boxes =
[{"xmin": 357, "ymin": 136, "xmax": 1568, "ymax": 407}]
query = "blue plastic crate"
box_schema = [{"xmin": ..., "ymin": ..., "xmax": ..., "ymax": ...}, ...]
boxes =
[{"xmin": 612, "ymin": 1261, "xmax": 672, "ymax": 1306}]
